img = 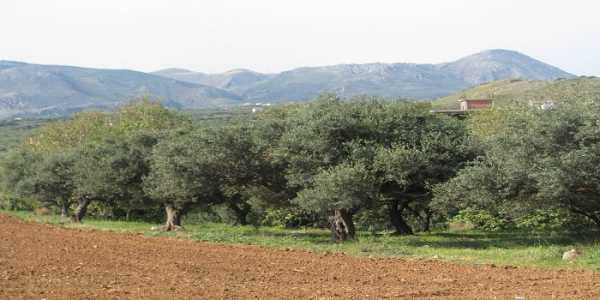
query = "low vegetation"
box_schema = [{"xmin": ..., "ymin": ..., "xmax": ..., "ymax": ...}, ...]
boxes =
[{"xmin": 5, "ymin": 210, "xmax": 600, "ymax": 270}]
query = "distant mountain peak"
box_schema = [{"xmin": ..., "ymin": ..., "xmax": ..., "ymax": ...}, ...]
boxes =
[
  {"xmin": 479, "ymin": 48, "xmax": 526, "ymax": 55},
  {"xmin": 153, "ymin": 68, "xmax": 197, "ymax": 75},
  {"xmin": 440, "ymin": 49, "xmax": 574, "ymax": 85},
  {"xmin": 224, "ymin": 68, "xmax": 258, "ymax": 74},
  {"xmin": 453, "ymin": 49, "xmax": 540, "ymax": 63}
]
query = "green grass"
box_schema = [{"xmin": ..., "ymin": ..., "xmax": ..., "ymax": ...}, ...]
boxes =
[
  {"xmin": 432, "ymin": 77, "xmax": 600, "ymax": 110},
  {"xmin": 4, "ymin": 209, "xmax": 600, "ymax": 271}
]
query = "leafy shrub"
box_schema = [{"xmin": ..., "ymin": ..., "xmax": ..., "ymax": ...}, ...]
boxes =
[
  {"xmin": 514, "ymin": 209, "xmax": 564, "ymax": 230},
  {"xmin": 0, "ymin": 194, "xmax": 36, "ymax": 211},
  {"xmin": 515, "ymin": 209, "xmax": 593, "ymax": 231},
  {"xmin": 449, "ymin": 208, "xmax": 509, "ymax": 231}
]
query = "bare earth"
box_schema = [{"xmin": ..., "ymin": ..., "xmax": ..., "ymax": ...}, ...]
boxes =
[{"xmin": 1, "ymin": 214, "xmax": 599, "ymax": 299}]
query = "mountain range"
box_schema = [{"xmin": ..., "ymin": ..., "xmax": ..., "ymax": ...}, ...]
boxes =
[
  {"xmin": 0, "ymin": 49, "xmax": 575, "ymax": 119},
  {"xmin": 153, "ymin": 49, "xmax": 574, "ymax": 101}
]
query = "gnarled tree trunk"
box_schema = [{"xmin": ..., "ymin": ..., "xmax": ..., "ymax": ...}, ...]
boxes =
[
  {"xmin": 164, "ymin": 204, "xmax": 184, "ymax": 231},
  {"xmin": 72, "ymin": 198, "xmax": 91, "ymax": 223},
  {"xmin": 389, "ymin": 199, "xmax": 413, "ymax": 235},
  {"xmin": 329, "ymin": 209, "xmax": 356, "ymax": 242}
]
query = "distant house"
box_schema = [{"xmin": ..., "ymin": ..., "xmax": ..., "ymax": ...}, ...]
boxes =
[
  {"xmin": 250, "ymin": 102, "xmax": 271, "ymax": 113},
  {"xmin": 459, "ymin": 99, "xmax": 493, "ymax": 111},
  {"xmin": 430, "ymin": 98, "xmax": 493, "ymax": 117}
]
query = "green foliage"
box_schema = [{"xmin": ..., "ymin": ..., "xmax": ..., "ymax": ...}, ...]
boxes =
[
  {"xmin": 514, "ymin": 209, "xmax": 577, "ymax": 231},
  {"xmin": 274, "ymin": 94, "xmax": 473, "ymax": 234},
  {"xmin": 450, "ymin": 208, "xmax": 509, "ymax": 231},
  {"xmin": 0, "ymin": 100, "xmax": 189, "ymax": 218},
  {"xmin": 295, "ymin": 162, "xmax": 375, "ymax": 213},
  {"xmin": 73, "ymin": 134, "xmax": 155, "ymax": 209},
  {"xmin": 434, "ymin": 100, "xmax": 600, "ymax": 228},
  {"xmin": 143, "ymin": 128, "xmax": 218, "ymax": 210},
  {"xmin": 25, "ymin": 151, "xmax": 77, "ymax": 211}
]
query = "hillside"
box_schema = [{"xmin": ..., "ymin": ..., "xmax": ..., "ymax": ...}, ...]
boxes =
[
  {"xmin": 154, "ymin": 49, "xmax": 575, "ymax": 101},
  {"xmin": 432, "ymin": 77, "xmax": 600, "ymax": 109},
  {"xmin": 0, "ymin": 61, "xmax": 242, "ymax": 119}
]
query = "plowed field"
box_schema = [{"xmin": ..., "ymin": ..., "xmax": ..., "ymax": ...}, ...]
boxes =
[{"xmin": 1, "ymin": 214, "xmax": 599, "ymax": 299}]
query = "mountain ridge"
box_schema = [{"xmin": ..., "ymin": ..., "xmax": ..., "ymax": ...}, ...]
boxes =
[
  {"xmin": 0, "ymin": 49, "xmax": 575, "ymax": 119},
  {"xmin": 153, "ymin": 49, "xmax": 574, "ymax": 101},
  {"xmin": 0, "ymin": 61, "xmax": 242, "ymax": 119}
]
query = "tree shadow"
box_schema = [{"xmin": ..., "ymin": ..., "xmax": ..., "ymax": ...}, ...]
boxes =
[{"xmin": 403, "ymin": 229, "xmax": 600, "ymax": 249}]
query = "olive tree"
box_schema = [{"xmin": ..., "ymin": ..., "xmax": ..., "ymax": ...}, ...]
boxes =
[
  {"xmin": 434, "ymin": 100, "xmax": 600, "ymax": 228},
  {"xmin": 18, "ymin": 99, "xmax": 188, "ymax": 222},
  {"xmin": 144, "ymin": 129, "xmax": 222, "ymax": 230},
  {"xmin": 374, "ymin": 115, "xmax": 475, "ymax": 234},
  {"xmin": 144, "ymin": 119, "xmax": 284, "ymax": 229},
  {"xmin": 296, "ymin": 162, "xmax": 375, "ymax": 240},
  {"xmin": 0, "ymin": 147, "xmax": 41, "ymax": 210},
  {"xmin": 28, "ymin": 152, "xmax": 77, "ymax": 217},
  {"xmin": 275, "ymin": 95, "xmax": 462, "ymax": 239},
  {"xmin": 71, "ymin": 133, "xmax": 158, "ymax": 222}
]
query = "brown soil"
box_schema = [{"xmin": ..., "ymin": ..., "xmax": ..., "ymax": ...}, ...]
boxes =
[{"xmin": 1, "ymin": 214, "xmax": 599, "ymax": 299}]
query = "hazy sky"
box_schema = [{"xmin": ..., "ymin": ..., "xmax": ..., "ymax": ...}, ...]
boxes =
[{"xmin": 2, "ymin": 0, "xmax": 599, "ymax": 75}]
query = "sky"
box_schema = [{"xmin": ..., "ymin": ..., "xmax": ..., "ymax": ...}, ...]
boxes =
[{"xmin": 2, "ymin": 0, "xmax": 599, "ymax": 75}]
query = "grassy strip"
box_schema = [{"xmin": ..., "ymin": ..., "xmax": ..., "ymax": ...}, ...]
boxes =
[{"xmin": 3, "ymin": 210, "xmax": 600, "ymax": 271}]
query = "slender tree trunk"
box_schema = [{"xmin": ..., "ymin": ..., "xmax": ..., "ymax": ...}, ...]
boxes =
[
  {"xmin": 60, "ymin": 202, "xmax": 70, "ymax": 218},
  {"xmin": 389, "ymin": 199, "xmax": 413, "ymax": 235},
  {"xmin": 229, "ymin": 202, "xmax": 251, "ymax": 226},
  {"xmin": 329, "ymin": 209, "xmax": 356, "ymax": 242},
  {"xmin": 72, "ymin": 198, "xmax": 91, "ymax": 223},
  {"xmin": 422, "ymin": 209, "xmax": 432, "ymax": 232},
  {"xmin": 164, "ymin": 204, "xmax": 183, "ymax": 231}
]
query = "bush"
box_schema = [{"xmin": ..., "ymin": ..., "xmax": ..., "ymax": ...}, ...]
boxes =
[
  {"xmin": 515, "ymin": 209, "xmax": 593, "ymax": 231},
  {"xmin": 449, "ymin": 208, "xmax": 509, "ymax": 231},
  {"xmin": 0, "ymin": 194, "xmax": 37, "ymax": 211},
  {"xmin": 353, "ymin": 207, "xmax": 389, "ymax": 233}
]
